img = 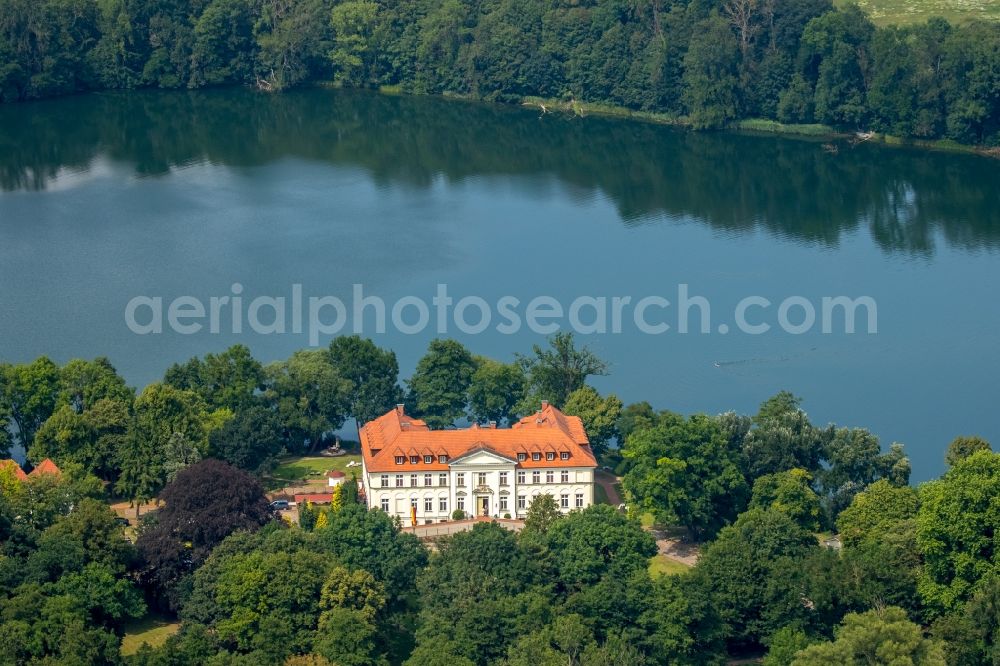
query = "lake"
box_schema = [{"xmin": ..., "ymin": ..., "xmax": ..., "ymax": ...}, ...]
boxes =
[{"xmin": 1, "ymin": 88, "xmax": 998, "ymax": 481}]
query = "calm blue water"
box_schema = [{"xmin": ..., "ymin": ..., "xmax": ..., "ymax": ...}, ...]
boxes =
[{"xmin": 1, "ymin": 89, "xmax": 998, "ymax": 480}]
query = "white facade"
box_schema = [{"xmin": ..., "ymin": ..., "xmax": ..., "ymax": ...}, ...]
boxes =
[{"xmin": 362, "ymin": 448, "xmax": 595, "ymax": 524}]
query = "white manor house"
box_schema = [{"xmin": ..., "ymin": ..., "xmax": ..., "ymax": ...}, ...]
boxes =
[{"xmin": 359, "ymin": 402, "xmax": 597, "ymax": 524}]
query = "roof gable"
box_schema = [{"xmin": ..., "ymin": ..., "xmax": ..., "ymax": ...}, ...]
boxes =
[
  {"xmin": 448, "ymin": 445, "xmax": 518, "ymax": 466},
  {"xmin": 29, "ymin": 459, "xmax": 61, "ymax": 477}
]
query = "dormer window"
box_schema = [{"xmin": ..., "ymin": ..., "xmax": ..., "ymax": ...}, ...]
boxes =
[
  {"xmin": 517, "ymin": 453, "xmax": 526, "ymax": 462},
  {"xmin": 560, "ymin": 452, "xmax": 570, "ymax": 460},
  {"xmin": 424, "ymin": 455, "xmax": 433, "ymax": 464},
  {"xmin": 395, "ymin": 456, "xmax": 405, "ymax": 465},
  {"xmin": 409, "ymin": 456, "xmax": 419, "ymax": 464},
  {"xmin": 546, "ymin": 452, "xmax": 555, "ymax": 461},
  {"xmin": 438, "ymin": 455, "xmax": 448, "ymax": 464},
  {"xmin": 532, "ymin": 452, "xmax": 541, "ymax": 461}
]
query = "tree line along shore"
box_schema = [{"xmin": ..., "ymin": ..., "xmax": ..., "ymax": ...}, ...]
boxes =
[
  {"xmin": 1, "ymin": 334, "xmax": 998, "ymax": 664},
  {"xmin": 2, "ymin": 0, "xmax": 1000, "ymax": 149}
]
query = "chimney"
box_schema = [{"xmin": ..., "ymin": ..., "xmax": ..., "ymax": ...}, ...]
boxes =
[
  {"xmin": 540, "ymin": 400, "xmax": 549, "ymax": 410},
  {"xmin": 488, "ymin": 421, "xmax": 497, "ymax": 429},
  {"xmin": 396, "ymin": 403, "xmax": 405, "ymax": 414}
]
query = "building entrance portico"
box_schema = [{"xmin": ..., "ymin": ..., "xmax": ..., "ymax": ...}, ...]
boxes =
[{"xmin": 477, "ymin": 495, "xmax": 490, "ymax": 516}]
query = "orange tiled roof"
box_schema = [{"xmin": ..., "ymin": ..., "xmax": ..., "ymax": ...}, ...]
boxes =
[
  {"xmin": 29, "ymin": 458, "xmax": 62, "ymax": 477},
  {"xmin": 0, "ymin": 459, "xmax": 28, "ymax": 481},
  {"xmin": 360, "ymin": 403, "xmax": 597, "ymax": 473}
]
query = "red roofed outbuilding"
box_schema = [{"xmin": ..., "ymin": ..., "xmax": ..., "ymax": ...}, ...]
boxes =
[{"xmin": 29, "ymin": 458, "xmax": 62, "ymax": 477}]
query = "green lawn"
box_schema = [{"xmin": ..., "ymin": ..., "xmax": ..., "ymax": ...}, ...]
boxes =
[
  {"xmin": 120, "ymin": 614, "xmax": 180, "ymax": 656},
  {"xmin": 649, "ymin": 554, "xmax": 691, "ymax": 578},
  {"xmin": 640, "ymin": 512, "xmax": 657, "ymax": 529},
  {"xmin": 835, "ymin": 0, "xmax": 1000, "ymax": 25},
  {"xmin": 267, "ymin": 454, "xmax": 362, "ymax": 489}
]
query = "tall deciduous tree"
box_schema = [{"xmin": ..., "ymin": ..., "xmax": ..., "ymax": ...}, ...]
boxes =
[
  {"xmin": 117, "ymin": 382, "xmax": 212, "ymax": 509},
  {"xmin": 328, "ymin": 335, "xmax": 403, "ymax": 425},
  {"xmin": 792, "ymin": 606, "xmax": 945, "ymax": 665},
  {"xmin": 562, "ymin": 386, "xmax": 622, "ymax": 458},
  {"xmin": 945, "ymin": 435, "xmax": 991, "ymax": 467},
  {"xmin": 741, "ymin": 391, "xmax": 828, "ymax": 480},
  {"xmin": 407, "ymin": 339, "xmax": 476, "ymax": 429},
  {"xmin": 517, "ymin": 333, "xmax": 608, "ymax": 409},
  {"xmin": 57, "ymin": 357, "xmax": 133, "ymax": 413},
  {"xmin": 209, "ymin": 405, "xmax": 286, "ymax": 474},
  {"xmin": 0, "ymin": 357, "xmax": 61, "ymax": 455},
  {"xmin": 623, "ymin": 413, "xmax": 749, "ymax": 539},
  {"xmin": 165, "ymin": 344, "xmax": 265, "ymax": 412},
  {"xmin": 917, "ymin": 450, "xmax": 1000, "ymax": 613},
  {"xmin": 691, "ymin": 508, "xmax": 818, "ymax": 649},
  {"xmin": 836, "ymin": 478, "xmax": 918, "ymax": 548},
  {"xmin": 749, "ymin": 468, "xmax": 822, "ymax": 532},
  {"xmin": 136, "ymin": 459, "xmax": 272, "ymax": 610},
  {"xmin": 467, "ymin": 357, "xmax": 526, "ymax": 426},
  {"xmin": 265, "ymin": 349, "xmax": 352, "ymax": 451}
]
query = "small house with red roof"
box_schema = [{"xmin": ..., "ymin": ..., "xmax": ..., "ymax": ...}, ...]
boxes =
[
  {"xmin": 360, "ymin": 402, "xmax": 597, "ymax": 525},
  {"xmin": 326, "ymin": 470, "xmax": 346, "ymax": 488},
  {"xmin": 29, "ymin": 458, "xmax": 62, "ymax": 477}
]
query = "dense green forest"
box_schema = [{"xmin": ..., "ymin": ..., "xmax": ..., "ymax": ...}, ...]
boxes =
[
  {"xmin": 1, "ymin": 0, "xmax": 999, "ymax": 145},
  {"xmin": 2, "ymin": 334, "xmax": 999, "ymax": 664}
]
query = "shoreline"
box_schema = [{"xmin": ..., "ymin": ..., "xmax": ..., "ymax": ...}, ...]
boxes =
[{"xmin": 512, "ymin": 94, "xmax": 1000, "ymax": 159}]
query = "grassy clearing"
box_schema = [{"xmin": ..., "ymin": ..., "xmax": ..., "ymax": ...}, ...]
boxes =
[
  {"xmin": 120, "ymin": 614, "xmax": 180, "ymax": 656},
  {"xmin": 836, "ymin": 0, "xmax": 1000, "ymax": 25},
  {"xmin": 649, "ymin": 554, "xmax": 691, "ymax": 578},
  {"xmin": 737, "ymin": 118, "xmax": 836, "ymax": 137},
  {"xmin": 640, "ymin": 512, "xmax": 657, "ymax": 529},
  {"xmin": 267, "ymin": 454, "xmax": 362, "ymax": 489}
]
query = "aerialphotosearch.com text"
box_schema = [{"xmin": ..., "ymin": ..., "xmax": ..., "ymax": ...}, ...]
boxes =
[{"xmin": 125, "ymin": 283, "xmax": 878, "ymax": 346}]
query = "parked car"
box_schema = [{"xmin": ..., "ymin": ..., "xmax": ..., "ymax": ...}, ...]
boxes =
[
  {"xmin": 114, "ymin": 517, "xmax": 130, "ymax": 527},
  {"xmin": 270, "ymin": 500, "xmax": 290, "ymax": 510}
]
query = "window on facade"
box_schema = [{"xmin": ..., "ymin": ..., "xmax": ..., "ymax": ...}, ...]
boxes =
[
  {"xmin": 410, "ymin": 456, "xmax": 419, "ymax": 464},
  {"xmin": 422, "ymin": 455, "xmax": 431, "ymax": 464},
  {"xmin": 380, "ymin": 475, "xmax": 389, "ymax": 487},
  {"xmin": 532, "ymin": 471, "xmax": 540, "ymax": 484},
  {"xmin": 410, "ymin": 498, "xmax": 418, "ymax": 509},
  {"xmin": 560, "ymin": 470, "xmax": 569, "ymax": 483},
  {"xmin": 546, "ymin": 452, "xmax": 555, "ymax": 461},
  {"xmin": 517, "ymin": 471, "xmax": 526, "ymax": 484},
  {"xmin": 575, "ymin": 493, "xmax": 584, "ymax": 508},
  {"xmin": 410, "ymin": 474, "xmax": 417, "ymax": 487},
  {"xmin": 439, "ymin": 497, "xmax": 448, "ymax": 512},
  {"xmin": 546, "ymin": 470, "xmax": 554, "ymax": 483},
  {"xmin": 477, "ymin": 472, "xmax": 487, "ymax": 486},
  {"xmin": 395, "ymin": 474, "xmax": 404, "ymax": 487},
  {"xmin": 456, "ymin": 473, "xmax": 465, "ymax": 486},
  {"xmin": 560, "ymin": 494, "xmax": 569, "ymax": 509},
  {"xmin": 499, "ymin": 497, "xmax": 508, "ymax": 511},
  {"xmin": 457, "ymin": 497, "xmax": 465, "ymax": 511},
  {"xmin": 532, "ymin": 452, "xmax": 541, "ymax": 461},
  {"xmin": 517, "ymin": 453, "xmax": 526, "ymax": 462},
  {"xmin": 395, "ymin": 456, "xmax": 405, "ymax": 464},
  {"xmin": 424, "ymin": 474, "xmax": 432, "ymax": 486},
  {"xmin": 439, "ymin": 455, "xmax": 448, "ymax": 464},
  {"xmin": 560, "ymin": 452, "xmax": 570, "ymax": 460},
  {"xmin": 517, "ymin": 495, "xmax": 526, "ymax": 509},
  {"xmin": 424, "ymin": 498, "xmax": 433, "ymax": 512},
  {"xmin": 380, "ymin": 498, "xmax": 389, "ymax": 512},
  {"xmin": 439, "ymin": 473, "xmax": 448, "ymax": 486},
  {"xmin": 499, "ymin": 472, "xmax": 508, "ymax": 485}
]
